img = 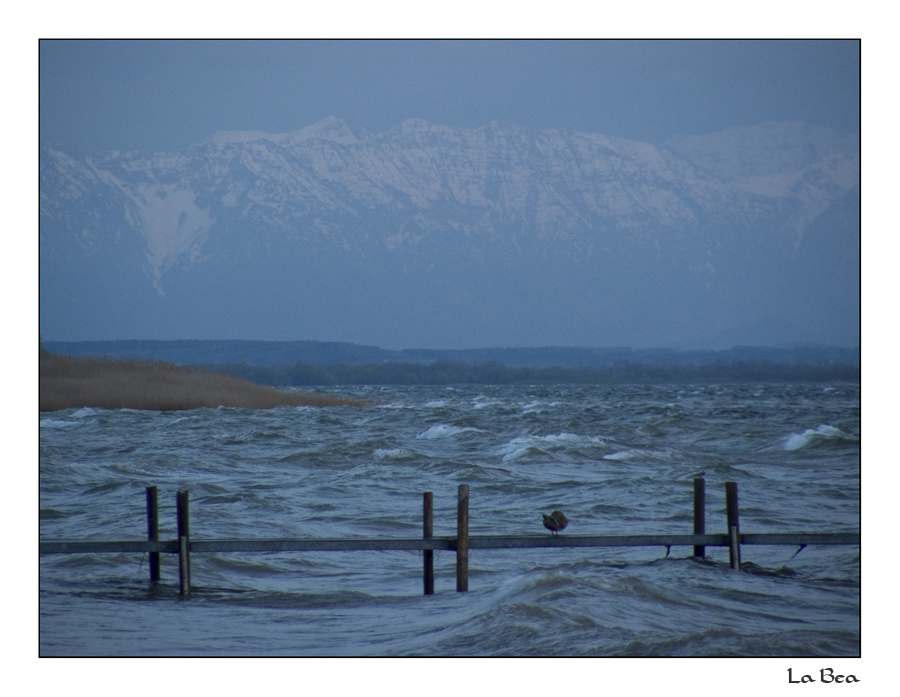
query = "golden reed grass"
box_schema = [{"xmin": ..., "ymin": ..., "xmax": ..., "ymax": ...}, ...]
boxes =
[{"xmin": 39, "ymin": 351, "xmax": 365, "ymax": 411}]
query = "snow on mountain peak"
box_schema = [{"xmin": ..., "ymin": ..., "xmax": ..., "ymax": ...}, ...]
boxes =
[{"xmin": 286, "ymin": 117, "xmax": 371, "ymax": 146}]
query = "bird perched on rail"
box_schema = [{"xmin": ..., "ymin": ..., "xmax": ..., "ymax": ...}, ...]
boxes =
[{"xmin": 542, "ymin": 510, "xmax": 568, "ymax": 536}]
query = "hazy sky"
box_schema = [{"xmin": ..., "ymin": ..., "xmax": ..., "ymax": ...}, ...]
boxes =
[{"xmin": 40, "ymin": 40, "xmax": 859, "ymax": 154}]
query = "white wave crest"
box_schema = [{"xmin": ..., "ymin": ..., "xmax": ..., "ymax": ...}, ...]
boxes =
[
  {"xmin": 604, "ymin": 449, "xmax": 640, "ymax": 461},
  {"xmin": 497, "ymin": 437, "xmax": 535, "ymax": 462},
  {"xmin": 473, "ymin": 398, "xmax": 502, "ymax": 410},
  {"xmin": 497, "ymin": 432, "xmax": 602, "ymax": 462},
  {"xmin": 373, "ymin": 448, "xmax": 415, "ymax": 460},
  {"xmin": 521, "ymin": 400, "xmax": 561, "ymax": 415},
  {"xmin": 416, "ymin": 424, "xmax": 481, "ymax": 439},
  {"xmin": 40, "ymin": 418, "xmax": 77, "ymax": 429},
  {"xmin": 783, "ymin": 424, "xmax": 846, "ymax": 450},
  {"xmin": 602, "ymin": 448, "xmax": 676, "ymax": 463}
]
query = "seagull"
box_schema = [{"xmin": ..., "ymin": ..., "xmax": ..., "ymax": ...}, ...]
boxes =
[{"xmin": 542, "ymin": 510, "xmax": 569, "ymax": 536}]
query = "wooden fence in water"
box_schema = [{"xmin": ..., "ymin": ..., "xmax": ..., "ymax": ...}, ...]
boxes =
[{"xmin": 39, "ymin": 479, "xmax": 859, "ymax": 597}]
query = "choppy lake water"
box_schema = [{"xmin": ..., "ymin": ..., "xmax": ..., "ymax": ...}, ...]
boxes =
[{"xmin": 39, "ymin": 383, "xmax": 860, "ymax": 657}]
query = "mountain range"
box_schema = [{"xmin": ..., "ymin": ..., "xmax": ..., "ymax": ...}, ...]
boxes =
[{"xmin": 39, "ymin": 117, "xmax": 859, "ymax": 349}]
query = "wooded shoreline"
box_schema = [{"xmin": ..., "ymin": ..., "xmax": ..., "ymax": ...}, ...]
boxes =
[
  {"xmin": 201, "ymin": 357, "xmax": 860, "ymax": 387},
  {"xmin": 39, "ymin": 351, "xmax": 365, "ymax": 411}
]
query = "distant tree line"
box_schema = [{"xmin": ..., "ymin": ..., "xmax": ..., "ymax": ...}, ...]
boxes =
[
  {"xmin": 200, "ymin": 358, "xmax": 860, "ymax": 387},
  {"xmin": 42, "ymin": 340, "xmax": 860, "ymax": 370}
]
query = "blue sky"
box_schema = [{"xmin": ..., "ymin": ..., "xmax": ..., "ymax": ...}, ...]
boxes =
[{"xmin": 40, "ymin": 40, "xmax": 859, "ymax": 153}]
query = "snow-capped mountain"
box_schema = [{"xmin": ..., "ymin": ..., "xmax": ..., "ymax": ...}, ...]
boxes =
[{"xmin": 39, "ymin": 117, "xmax": 859, "ymax": 349}]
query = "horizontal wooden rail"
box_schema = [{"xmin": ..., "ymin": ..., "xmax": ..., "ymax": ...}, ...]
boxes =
[
  {"xmin": 468, "ymin": 532, "xmax": 860, "ymax": 549},
  {"xmin": 40, "ymin": 540, "xmax": 180, "ymax": 554},
  {"xmin": 739, "ymin": 533, "xmax": 859, "ymax": 546},
  {"xmin": 39, "ymin": 483, "xmax": 859, "ymax": 597},
  {"xmin": 39, "ymin": 532, "xmax": 860, "ymax": 556}
]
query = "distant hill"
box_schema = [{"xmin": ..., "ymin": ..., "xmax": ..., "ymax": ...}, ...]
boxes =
[{"xmin": 42, "ymin": 339, "xmax": 860, "ymax": 369}]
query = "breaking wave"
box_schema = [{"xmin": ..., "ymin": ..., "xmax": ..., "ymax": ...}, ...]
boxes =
[
  {"xmin": 783, "ymin": 424, "xmax": 855, "ymax": 450},
  {"xmin": 416, "ymin": 424, "xmax": 482, "ymax": 439}
]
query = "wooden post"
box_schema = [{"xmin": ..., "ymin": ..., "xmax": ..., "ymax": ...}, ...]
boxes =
[
  {"xmin": 145, "ymin": 486, "xmax": 160, "ymax": 582},
  {"xmin": 725, "ymin": 481, "xmax": 741, "ymax": 571},
  {"xmin": 423, "ymin": 492, "xmax": 434, "ymax": 595},
  {"xmin": 456, "ymin": 484, "xmax": 469, "ymax": 592},
  {"xmin": 693, "ymin": 478, "xmax": 705, "ymax": 558},
  {"xmin": 176, "ymin": 490, "xmax": 191, "ymax": 596}
]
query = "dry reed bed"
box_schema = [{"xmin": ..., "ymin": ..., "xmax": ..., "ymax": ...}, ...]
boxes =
[{"xmin": 39, "ymin": 352, "xmax": 365, "ymax": 411}]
